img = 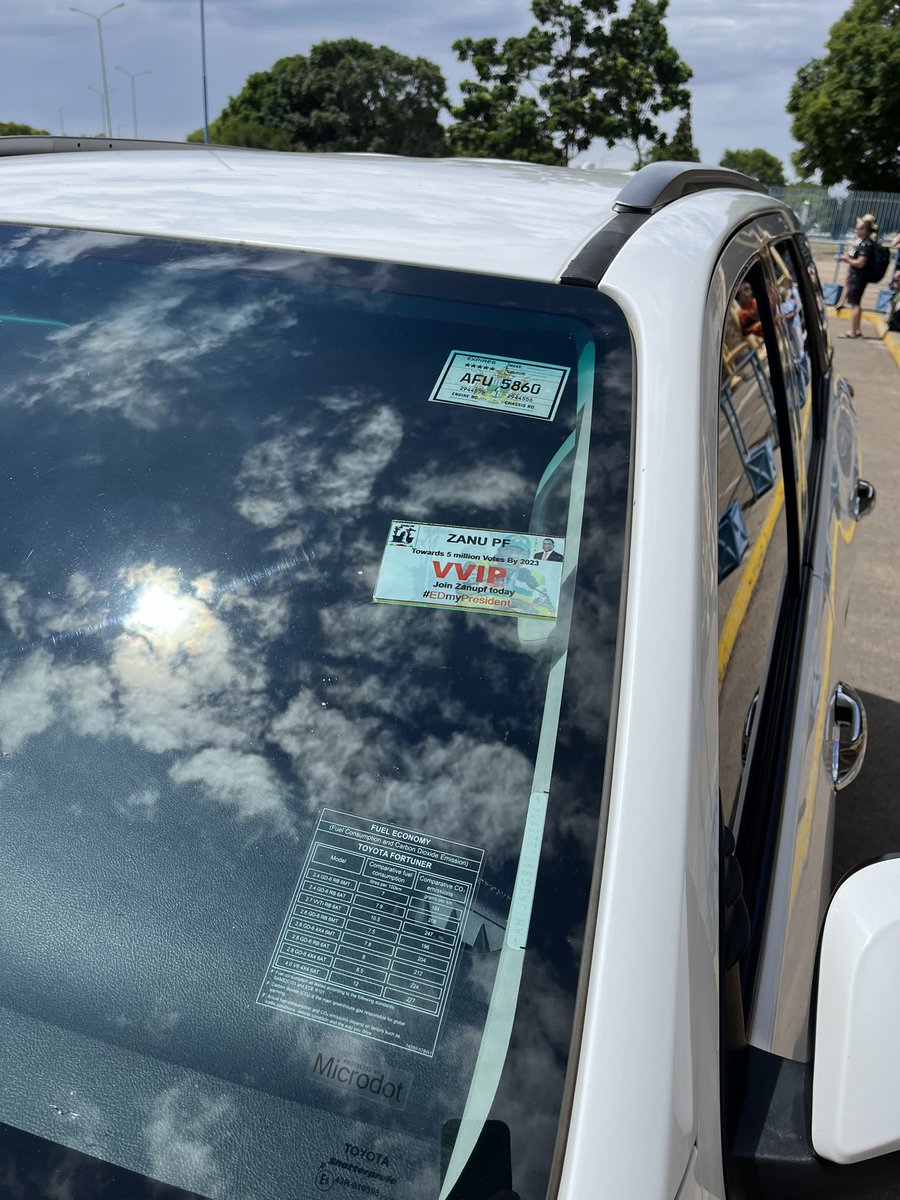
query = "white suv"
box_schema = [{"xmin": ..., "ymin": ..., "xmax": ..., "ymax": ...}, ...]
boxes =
[{"xmin": 0, "ymin": 139, "xmax": 886, "ymax": 1200}]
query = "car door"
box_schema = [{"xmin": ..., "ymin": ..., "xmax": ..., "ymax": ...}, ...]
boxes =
[
  {"xmin": 718, "ymin": 225, "xmax": 877, "ymax": 1200},
  {"xmin": 743, "ymin": 235, "xmax": 868, "ymax": 1065},
  {"xmin": 714, "ymin": 231, "xmax": 808, "ymax": 1059}
]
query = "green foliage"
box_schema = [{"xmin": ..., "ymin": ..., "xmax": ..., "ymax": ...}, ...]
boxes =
[
  {"xmin": 528, "ymin": 0, "xmax": 621, "ymax": 164},
  {"xmin": 607, "ymin": 0, "xmax": 693, "ymax": 167},
  {"xmin": 194, "ymin": 40, "xmax": 447, "ymax": 156},
  {"xmin": 449, "ymin": 0, "xmax": 693, "ymax": 166},
  {"xmin": 447, "ymin": 35, "xmax": 557, "ymax": 163},
  {"xmin": 642, "ymin": 108, "xmax": 701, "ymax": 165},
  {"xmin": 0, "ymin": 121, "xmax": 50, "ymax": 136},
  {"xmin": 787, "ymin": 0, "xmax": 900, "ymax": 189},
  {"xmin": 186, "ymin": 120, "xmax": 292, "ymax": 149},
  {"xmin": 719, "ymin": 147, "xmax": 786, "ymax": 188}
]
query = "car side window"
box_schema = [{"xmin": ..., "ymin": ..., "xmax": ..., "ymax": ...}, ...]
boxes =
[
  {"xmin": 769, "ymin": 242, "xmax": 815, "ymax": 511},
  {"xmin": 796, "ymin": 233, "xmax": 831, "ymax": 347},
  {"xmin": 717, "ymin": 266, "xmax": 790, "ymax": 822}
]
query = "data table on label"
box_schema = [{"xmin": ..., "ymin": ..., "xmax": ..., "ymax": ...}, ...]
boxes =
[{"xmin": 257, "ymin": 810, "xmax": 485, "ymax": 1055}]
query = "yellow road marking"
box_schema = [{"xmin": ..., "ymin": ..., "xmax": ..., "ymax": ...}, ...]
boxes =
[{"xmin": 718, "ymin": 479, "xmax": 785, "ymax": 690}]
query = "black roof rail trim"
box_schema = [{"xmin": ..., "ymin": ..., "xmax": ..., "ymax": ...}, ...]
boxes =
[
  {"xmin": 613, "ymin": 161, "xmax": 768, "ymax": 214},
  {"xmin": 0, "ymin": 136, "xmax": 248, "ymax": 158},
  {"xmin": 560, "ymin": 210, "xmax": 650, "ymax": 288}
]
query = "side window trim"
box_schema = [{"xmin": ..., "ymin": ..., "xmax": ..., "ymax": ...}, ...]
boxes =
[{"xmin": 713, "ymin": 230, "xmax": 807, "ymax": 1034}]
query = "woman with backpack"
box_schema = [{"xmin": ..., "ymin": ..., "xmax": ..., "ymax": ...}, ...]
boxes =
[{"xmin": 839, "ymin": 213, "xmax": 887, "ymax": 339}]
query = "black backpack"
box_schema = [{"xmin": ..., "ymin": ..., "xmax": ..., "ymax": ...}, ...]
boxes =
[{"xmin": 866, "ymin": 239, "xmax": 890, "ymax": 283}]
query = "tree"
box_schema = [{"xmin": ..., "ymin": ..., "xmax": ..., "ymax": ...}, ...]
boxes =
[
  {"xmin": 0, "ymin": 121, "xmax": 49, "ymax": 136},
  {"xmin": 642, "ymin": 108, "xmax": 701, "ymax": 165},
  {"xmin": 190, "ymin": 40, "xmax": 447, "ymax": 156},
  {"xmin": 448, "ymin": 0, "xmax": 693, "ymax": 166},
  {"xmin": 787, "ymin": 0, "xmax": 900, "ymax": 190},
  {"xmin": 447, "ymin": 36, "xmax": 557, "ymax": 163},
  {"xmin": 719, "ymin": 148, "xmax": 786, "ymax": 188},
  {"xmin": 606, "ymin": 0, "xmax": 693, "ymax": 168},
  {"xmin": 528, "ymin": 0, "xmax": 622, "ymax": 165},
  {"xmin": 187, "ymin": 119, "xmax": 291, "ymax": 149}
]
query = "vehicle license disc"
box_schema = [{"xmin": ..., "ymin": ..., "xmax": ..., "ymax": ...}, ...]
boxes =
[
  {"xmin": 374, "ymin": 520, "xmax": 565, "ymax": 621},
  {"xmin": 428, "ymin": 351, "xmax": 569, "ymax": 420}
]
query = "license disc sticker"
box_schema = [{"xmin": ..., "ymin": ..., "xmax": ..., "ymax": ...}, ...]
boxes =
[
  {"xmin": 374, "ymin": 520, "xmax": 565, "ymax": 620},
  {"xmin": 428, "ymin": 351, "xmax": 570, "ymax": 421}
]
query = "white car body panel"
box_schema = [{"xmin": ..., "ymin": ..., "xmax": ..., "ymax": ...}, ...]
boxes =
[
  {"xmin": 557, "ymin": 192, "xmax": 781, "ymax": 1200},
  {"xmin": 813, "ymin": 858, "xmax": 900, "ymax": 1164},
  {"xmin": 0, "ymin": 150, "xmax": 629, "ymax": 282}
]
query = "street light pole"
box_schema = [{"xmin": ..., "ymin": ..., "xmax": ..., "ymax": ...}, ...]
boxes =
[
  {"xmin": 199, "ymin": 0, "xmax": 210, "ymax": 144},
  {"xmin": 88, "ymin": 86, "xmax": 106, "ymax": 135},
  {"xmin": 115, "ymin": 65, "xmax": 150, "ymax": 138},
  {"xmin": 70, "ymin": 4, "xmax": 125, "ymax": 138}
]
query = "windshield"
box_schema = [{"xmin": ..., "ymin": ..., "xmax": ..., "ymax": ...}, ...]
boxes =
[{"xmin": 0, "ymin": 225, "xmax": 633, "ymax": 1200}]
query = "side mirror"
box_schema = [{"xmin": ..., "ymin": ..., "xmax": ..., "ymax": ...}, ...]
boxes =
[{"xmin": 812, "ymin": 856, "xmax": 900, "ymax": 1164}]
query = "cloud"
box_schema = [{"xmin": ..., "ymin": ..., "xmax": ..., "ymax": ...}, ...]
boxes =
[
  {"xmin": 269, "ymin": 689, "xmax": 381, "ymax": 803},
  {"xmin": 146, "ymin": 1084, "xmax": 233, "ymax": 1198},
  {"xmin": 385, "ymin": 462, "xmax": 532, "ymax": 516},
  {"xmin": 0, "ymin": 574, "xmax": 28, "ymax": 640},
  {"xmin": 217, "ymin": 586, "xmax": 292, "ymax": 642},
  {"xmin": 381, "ymin": 732, "xmax": 534, "ymax": 859},
  {"xmin": 0, "ymin": 561, "xmax": 296, "ymax": 836},
  {"xmin": 169, "ymin": 747, "xmax": 295, "ymax": 834},
  {"xmin": 115, "ymin": 786, "xmax": 160, "ymax": 822},
  {"xmin": 60, "ymin": 662, "xmax": 118, "ymax": 739},
  {"xmin": 0, "ymin": 651, "xmax": 58, "ymax": 754},
  {"xmin": 0, "ymin": 228, "xmax": 140, "ymax": 271},
  {"xmin": 235, "ymin": 403, "xmax": 404, "ymax": 539},
  {"xmin": 318, "ymin": 600, "xmax": 445, "ymax": 668},
  {"xmin": 0, "ymin": 252, "xmax": 295, "ymax": 430}
]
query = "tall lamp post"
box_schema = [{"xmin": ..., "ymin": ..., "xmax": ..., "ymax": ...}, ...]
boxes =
[
  {"xmin": 115, "ymin": 66, "xmax": 150, "ymax": 138},
  {"xmin": 199, "ymin": 0, "xmax": 210, "ymax": 144},
  {"xmin": 87, "ymin": 86, "xmax": 107, "ymax": 135},
  {"xmin": 69, "ymin": 4, "xmax": 125, "ymax": 138}
]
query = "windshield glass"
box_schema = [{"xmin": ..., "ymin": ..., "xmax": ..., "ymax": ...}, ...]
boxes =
[{"xmin": 0, "ymin": 225, "xmax": 633, "ymax": 1200}]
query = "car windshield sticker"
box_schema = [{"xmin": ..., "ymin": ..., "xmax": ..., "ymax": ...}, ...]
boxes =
[
  {"xmin": 428, "ymin": 350, "xmax": 570, "ymax": 421},
  {"xmin": 257, "ymin": 809, "xmax": 484, "ymax": 1058},
  {"xmin": 374, "ymin": 520, "xmax": 565, "ymax": 621}
]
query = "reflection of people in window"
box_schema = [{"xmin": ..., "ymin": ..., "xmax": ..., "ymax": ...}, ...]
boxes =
[
  {"xmin": 737, "ymin": 283, "xmax": 762, "ymax": 338},
  {"xmin": 536, "ymin": 538, "xmax": 563, "ymax": 562}
]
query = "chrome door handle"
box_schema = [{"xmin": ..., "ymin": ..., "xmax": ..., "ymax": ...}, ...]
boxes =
[
  {"xmin": 854, "ymin": 479, "xmax": 876, "ymax": 521},
  {"xmin": 828, "ymin": 682, "xmax": 867, "ymax": 790}
]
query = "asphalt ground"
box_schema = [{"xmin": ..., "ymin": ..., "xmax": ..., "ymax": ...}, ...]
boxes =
[{"xmin": 828, "ymin": 313, "xmax": 900, "ymax": 886}]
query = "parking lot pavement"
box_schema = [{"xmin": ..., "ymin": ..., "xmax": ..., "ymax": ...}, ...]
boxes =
[{"xmin": 829, "ymin": 318, "xmax": 900, "ymax": 885}]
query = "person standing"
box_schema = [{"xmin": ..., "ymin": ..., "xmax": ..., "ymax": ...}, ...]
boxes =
[{"xmin": 839, "ymin": 214, "xmax": 878, "ymax": 339}]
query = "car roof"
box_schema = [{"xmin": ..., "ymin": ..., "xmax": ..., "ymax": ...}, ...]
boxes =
[{"xmin": 0, "ymin": 147, "xmax": 636, "ymax": 283}]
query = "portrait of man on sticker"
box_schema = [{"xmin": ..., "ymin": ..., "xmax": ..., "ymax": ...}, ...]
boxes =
[{"xmin": 535, "ymin": 538, "xmax": 563, "ymax": 563}]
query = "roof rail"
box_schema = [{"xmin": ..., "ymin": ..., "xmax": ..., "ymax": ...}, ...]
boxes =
[
  {"xmin": 613, "ymin": 161, "xmax": 768, "ymax": 214},
  {"xmin": 0, "ymin": 135, "xmax": 236, "ymax": 158}
]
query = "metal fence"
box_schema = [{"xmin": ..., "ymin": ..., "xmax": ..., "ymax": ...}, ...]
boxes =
[{"xmin": 769, "ymin": 186, "xmax": 900, "ymax": 240}]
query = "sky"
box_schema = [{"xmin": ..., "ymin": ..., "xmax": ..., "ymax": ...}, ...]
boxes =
[{"xmin": 3, "ymin": 0, "xmax": 849, "ymax": 176}]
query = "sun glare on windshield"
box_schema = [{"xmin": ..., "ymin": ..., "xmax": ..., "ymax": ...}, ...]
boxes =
[{"xmin": 127, "ymin": 583, "xmax": 193, "ymax": 636}]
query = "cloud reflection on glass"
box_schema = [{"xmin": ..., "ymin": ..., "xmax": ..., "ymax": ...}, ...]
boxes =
[{"xmin": 0, "ymin": 226, "xmax": 632, "ymax": 1200}]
